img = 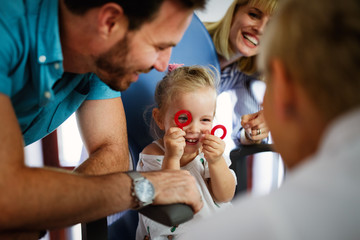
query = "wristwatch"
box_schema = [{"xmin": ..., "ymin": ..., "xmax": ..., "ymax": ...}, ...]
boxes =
[{"xmin": 126, "ymin": 171, "xmax": 155, "ymax": 209}]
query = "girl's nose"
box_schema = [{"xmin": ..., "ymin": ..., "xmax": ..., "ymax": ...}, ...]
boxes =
[{"xmin": 185, "ymin": 121, "xmax": 201, "ymax": 134}]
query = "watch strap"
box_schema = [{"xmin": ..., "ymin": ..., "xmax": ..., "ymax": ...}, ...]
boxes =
[
  {"xmin": 127, "ymin": 171, "xmax": 144, "ymax": 182},
  {"xmin": 126, "ymin": 171, "xmax": 154, "ymax": 209}
]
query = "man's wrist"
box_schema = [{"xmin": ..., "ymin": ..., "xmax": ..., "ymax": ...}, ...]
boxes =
[{"xmin": 126, "ymin": 171, "xmax": 155, "ymax": 210}]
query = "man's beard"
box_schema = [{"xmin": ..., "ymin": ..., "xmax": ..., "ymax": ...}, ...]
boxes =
[{"xmin": 95, "ymin": 35, "xmax": 131, "ymax": 91}]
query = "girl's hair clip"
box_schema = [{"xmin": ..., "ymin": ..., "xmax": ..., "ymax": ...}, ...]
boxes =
[{"xmin": 168, "ymin": 63, "xmax": 184, "ymax": 72}]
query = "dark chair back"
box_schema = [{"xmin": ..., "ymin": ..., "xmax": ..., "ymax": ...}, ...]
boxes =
[{"xmin": 230, "ymin": 144, "xmax": 285, "ymax": 195}]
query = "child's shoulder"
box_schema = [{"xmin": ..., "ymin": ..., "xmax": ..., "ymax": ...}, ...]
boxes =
[{"xmin": 142, "ymin": 140, "xmax": 165, "ymax": 155}]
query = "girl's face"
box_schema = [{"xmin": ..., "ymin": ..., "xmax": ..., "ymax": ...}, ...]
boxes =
[
  {"xmin": 229, "ymin": 4, "xmax": 270, "ymax": 57},
  {"xmin": 163, "ymin": 87, "xmax": 217, "ymax": 153}
]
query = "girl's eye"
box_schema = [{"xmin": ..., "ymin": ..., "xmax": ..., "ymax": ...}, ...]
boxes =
[
  {"xmin": 202, "ymin": 118, "xmax": 212, "ymax": 122},
  {"xmin": 177, "ymin": 114, "xmax": 188, "ymax": 123}
]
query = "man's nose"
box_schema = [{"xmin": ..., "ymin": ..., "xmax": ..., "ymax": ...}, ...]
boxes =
[{"xmin": 153, "ymin": 48, "xmax": 172, "ymax": 72}]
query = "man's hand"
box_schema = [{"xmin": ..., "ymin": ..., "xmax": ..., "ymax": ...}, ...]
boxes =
[{"xmin": 143, "ymin": 170, "xmax": 203, "ymax": 213}]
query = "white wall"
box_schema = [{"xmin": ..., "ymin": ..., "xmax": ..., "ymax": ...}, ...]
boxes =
[{"xmin": 196, "ymin": 0, "xmax": 234, "ymax": 22}]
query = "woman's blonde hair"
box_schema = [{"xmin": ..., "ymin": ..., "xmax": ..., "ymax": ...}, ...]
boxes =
[
  {"xmin": 205, "ymin": 0, "xmax": 277, "ymax": 75},
  {"xmin": 149, "ymin": 65, "xmax": 219, "ymax": 139}
]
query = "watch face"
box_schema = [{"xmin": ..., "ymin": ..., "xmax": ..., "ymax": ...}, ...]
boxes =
[{"xmin": 135, "ymin": 179, "xmax": 155, "ymax": 203}]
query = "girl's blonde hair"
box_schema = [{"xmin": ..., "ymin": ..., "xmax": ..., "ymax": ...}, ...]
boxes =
[
  {"xmin": 205, "ymin": 0, "xmax": 277, "ymax": 75},
  {"xmin": 149, "ymin": 65, "xmax": 219, "ymax": 139}
]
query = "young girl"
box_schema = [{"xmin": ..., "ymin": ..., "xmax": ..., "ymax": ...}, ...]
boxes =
[{"xmin": 136, "ymin": 65, "xmax": 237, "ymax": 240}]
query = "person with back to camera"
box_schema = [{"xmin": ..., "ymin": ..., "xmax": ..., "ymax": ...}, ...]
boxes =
[
  {"xmin": 205, "ymin": 0, "xmax": 277, "ymax": 146},
  {"xmin": 183, "ymin": 0, "xmax": 360, "ymax": 238},
  {"xmin": 136, "ymin": 65, "xmax": 237, "ymax": 239},
  {"xmin": 0, "ymin": 0, "xmax": 207, "ymax": 238}
]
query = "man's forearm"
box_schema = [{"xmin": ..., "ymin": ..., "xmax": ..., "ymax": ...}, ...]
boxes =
[
  {"xmin": 75, "ymin": 144, "xmax": 130, "ymax": 175},
  {"xmin": 0, "ymin": 166, "xmax": 133, "ymax": 231}
]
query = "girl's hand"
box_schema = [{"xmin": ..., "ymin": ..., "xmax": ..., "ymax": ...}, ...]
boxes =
[
  {"xmin": 163, "ymin": 127, "xmax": 186, "ymax": 168},
  {"xmin": 241, "ymin": 110, "xmax": 269, "ymax": 142},
  {"xmin": 201, "ymin": 132, "xmax": 225, "ymax": 164}
]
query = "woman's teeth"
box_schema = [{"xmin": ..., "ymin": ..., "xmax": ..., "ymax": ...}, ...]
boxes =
[{"xmin": 243, "ymin": 34, "xmax": 258, "ymax": 46}]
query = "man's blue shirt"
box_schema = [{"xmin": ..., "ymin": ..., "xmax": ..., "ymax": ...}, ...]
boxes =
[{"xmin": 0, "ymin": 0, "xmax": 120, "ymax": 145}]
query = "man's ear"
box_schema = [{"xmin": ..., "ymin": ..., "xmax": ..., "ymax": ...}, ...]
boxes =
[
  {"xmin": 152, "ymin": 108, "xmax": 165, "ymax": 130},
  {"xmin": 97, "ymin": 3, "xmax": 128, "ymax": 38},
  {"xmin": 271, "ymin": 59, "xmax": 297, "ymax": 121}
]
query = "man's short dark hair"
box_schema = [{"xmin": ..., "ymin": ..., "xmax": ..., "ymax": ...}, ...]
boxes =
[{"xmin": 64, "ymin": 0, "xmax": 206, "ymax": 30}]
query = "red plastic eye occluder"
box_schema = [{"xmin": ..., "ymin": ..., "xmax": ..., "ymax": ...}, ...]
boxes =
[
  {"xmin": 211, "ymin": 125, "xmax": 227, "ymax": 139},
  {"xmin": 174, "ymin": 110, "xmax": 192, "ymax": 129}
]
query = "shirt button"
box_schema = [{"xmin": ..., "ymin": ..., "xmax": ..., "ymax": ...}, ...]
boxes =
[
  {"xmin": 39, "ymin": 55, "xmax": 46, "ymax": 63},
  {"xmin": 44, "ymin": 91, "xmax": 51, "ymax": 99},
  {"xmin": 54, "ymin": 63, "xmax": 60, "ymax": 70}
]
